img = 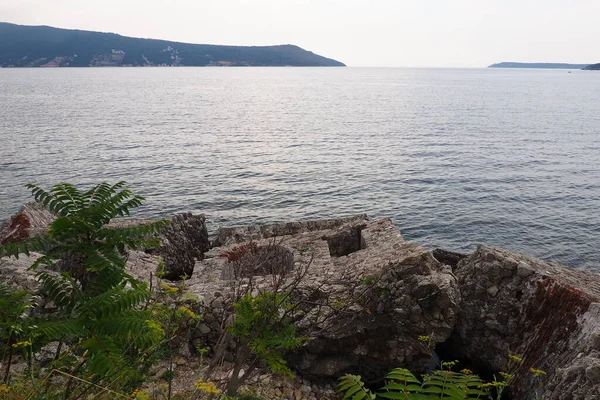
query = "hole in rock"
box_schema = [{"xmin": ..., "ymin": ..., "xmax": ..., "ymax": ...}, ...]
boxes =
[
  {"xmin": 326, "ymin": 225, "xmax": 366, "ymax": 257},
  {"xmin": 515, "ymin": 289, "xmax": 523, "ymax": 300},
  {"xmin": 222, "ymin": 244, "xmax": 295, "ymax": 279},
  {"xmin": 431, "ymin": 248, "xmax": 468, "ymax": 271},
  {"xmin": 434, "ymin": 341, "xmax": 512, "ymax": 399}
]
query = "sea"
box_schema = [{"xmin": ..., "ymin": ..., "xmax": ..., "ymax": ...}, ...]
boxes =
[{"xmin": 0, "ymin": 67, "xmax": 599, "ymax": 270}]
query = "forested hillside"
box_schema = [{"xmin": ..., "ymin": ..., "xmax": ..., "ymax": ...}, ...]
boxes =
[{"xmin": 0, "ymin": 22, "xmax": 345, "ymax": 67}]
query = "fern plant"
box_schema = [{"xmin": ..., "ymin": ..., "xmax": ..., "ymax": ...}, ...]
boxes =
[
  {"xmin": 0, "ymin": 182, "xmax": 169, "ymax": 395},
  {"xmin": 339, "ymin": 367, "xmax": 488, "ymax": 400},
  {"xmin": 0, "ymin": 182, "xmax": 167, "ymax": 290}
]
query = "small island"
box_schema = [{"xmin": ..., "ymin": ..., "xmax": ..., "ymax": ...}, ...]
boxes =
[
  {"xmin": 0, "ymin": 22, "xmax": 345, "ymax": 67},
  {"xmin": 583, "ymin": 63, "xmax": 600, "ymax": 70},
  {"xmin": 488, "ymin": 62, "xmax": 591, "ymax": 69}
]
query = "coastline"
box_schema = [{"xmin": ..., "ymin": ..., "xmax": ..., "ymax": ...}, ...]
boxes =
[{"xmin": 3, "ymin": 207, "xmax": 600, "ymax": 398}]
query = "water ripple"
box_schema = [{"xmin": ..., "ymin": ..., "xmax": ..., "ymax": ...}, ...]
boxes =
[{"xmin": 1, "ymin": 67, "xmax": 599, "ymax": 270}]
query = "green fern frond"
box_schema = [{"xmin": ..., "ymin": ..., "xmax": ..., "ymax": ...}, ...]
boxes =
[
  {"xmin": 29, "ymin": 244, "xmax": 75, "ymax": 270},
  {"xmin": 107, "ymin": 288, "xmax": 150, "ymax": 316},
  {"xmin": 37, "ymin": 271, "xmax": 82, "ymax": 311},
  {"xmin": 385, "ymin": 368, "xmax": 422, "ymax": 384},
  {"xmin": 98, "ymin": 310, "xmax": 163, "ymax": 348},
  {"xmin": 0, "ymin": 236, "xmax": 54, "ymax": 259},
  {"xmin": 96, "ymin": 220, "xmax": 170, "ymax": 243},
  {"xmin": 83, "ymin": 335, "xmax": 123, "ymax": 376},
  {"xmin": 84, "ymin": 268, "xmax": 129, "ymax": 297},
  {"xmin": 49, "ymin": 183, "xmax": 85, "ymax": 213},
  {"xmin": 81, "ymin": 245, "xmax": 127, "ymax": 272},
  {"xmin": 26, "ymin": 183, "xmax": 71, "ymax": 216},
  {"xmin": 47, "ymin": 216, "xmax": 93, "ymax": 241},
  {"xmin": 85, "ymin": 181, "xmax": 127, "ymax": 206},
  {"xmin": 338, "ymin": 374, "xmax": 377, "ymax": 400},
  {"xmin": 0, "ymin": 284, "xmax": 35, "ymax": 322},
  {"xmin": 338, "ymin": 367, "xmax": 490, "ymax": 400},
  {"xmin": 27, "ymin": 318, "xmax": 85, "ymax": 341},
  {"xmin": 84, "ymin": 181, "xmax": 111, "ymax": 205},
  {"xmin": 113, "ymin": 195, "xmax": 145, "ymax": 217},
  {"xmin": 420, "ymin": 371, "xmax": 467, "ymax": 399},
  {"xmin": 79, "ymin": 284, "xmax": 149, "ymax": 319},
  {"xmin": 3, "ymin": 180, "xmax": 166, "ymax": 393}
]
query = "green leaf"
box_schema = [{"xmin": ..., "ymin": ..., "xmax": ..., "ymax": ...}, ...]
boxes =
[{"xmin": 378, "ymin": 393, "xmax": 410, "ymax": 399}]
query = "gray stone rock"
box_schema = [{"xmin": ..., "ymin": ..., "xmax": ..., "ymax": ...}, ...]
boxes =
[
  {"xmin": 211, "ymin": 214, "xmax": 368, "ymax": 247},
  {"xmin": 487, "ymin": 285, "xmax": 499, "ymax": 297},
  {"xmin": 153, "ymin": 213, "xmax": 210, "ymax": 281},
  {"xmin": 451, "ymin": 245, "xmax": 600, "ymax": 400},
  {"xmin": 111, "ymin": 212, "xmax": 210, "ymax": 280},
  {"xmin": 198, "ymin": 324, "xmax": 211, "ymax": 334},
  {"xmin": 0, "ymin": 202, "xmax": 55, "ymax": 244},
  {"xmin": 187, "ymin": 216, "xmax": 460, "ymax": 382},
  {"xmin": 585, "ymin": 362, "xmax": 600, "ymax": 383},
  {"xmin": 300, "ymin": 384, "xmax": 311, "ymax": 393},
  {"xmin": 8, "ymin": 211, "xmax": 600, "ymax": 398},
  {"xmin": 34, "ymin": 341, "xmax": 63, "ymax": 366},
  {"xmin": 1, "ymin": 205, "xmax": 209, "ymax": 282},
  {"xmin": 431, "ymin": 248, "xmax": 468, "ymax": 270},
  {"xmin": 0, "ymin": 252, "xmax": 43, "ymax": 291}
]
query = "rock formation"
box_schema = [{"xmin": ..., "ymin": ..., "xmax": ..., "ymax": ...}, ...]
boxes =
[
  {"xmin": 449, "ymin": 245, "xmax": 600, "ymax": 400},
  {"xmin": 179, "ymin": 216, "xmax": 460, "ymax": 382},
  {"xmin": 147, "ymin": 213, "xmax": 210, "ymax": 280},
  {"xmin": 2, "ymin": 208, "xmax": 600, "ymax": 398},
  {"xmin": 0, "ymin": 204, "xmax": 210, "ymax": 281},
  {"xmin": 0, "ymin": 202, "xmax": 55, "ymax": 245}
]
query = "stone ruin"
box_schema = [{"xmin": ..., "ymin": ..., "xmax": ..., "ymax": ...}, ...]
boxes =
[{"xmin": 2, "ymin": 205, "xmax": 600, "ymax": 399}]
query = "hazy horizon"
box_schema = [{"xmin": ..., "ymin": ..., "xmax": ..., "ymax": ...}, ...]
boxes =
[{"xmin": 1, "ymin": 0, "xmax": 598, "ymax": 68}]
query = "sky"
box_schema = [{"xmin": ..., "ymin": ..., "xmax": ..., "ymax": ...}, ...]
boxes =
[{"xmin": 1, "ymin": 0, "xmax": 598, "ymax": 67}]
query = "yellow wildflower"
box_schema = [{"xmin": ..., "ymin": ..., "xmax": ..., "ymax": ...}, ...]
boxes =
[
  {"xmin": 0, "ymin": 384, "xmax": 10, "ymax": 393},
  {"xmin": 12, "ymin": 340, "xmax": 32, "ymax": 349},
  {"xmin": 460, "ymin": 368, "xmax": 473, "ymax": 375},
  {"xmin": 131, "ymin": 389, "xmax": 151, "ymax": 400},
  {"xmin": 193, "ymin": 379, "xmax": 222, "ymax": 395},
  {"xmin": 479, "ymin": 381, "xmax": 508, "ymax": 389},
  {"xmin": 508, "ymin": 354, "xmax": 523, "ymax": 363},
  {"xmin": 530, "ymin": 368, "xmax": 547, "ymax": 377},
  {"xmin": 441, "ymin": 360, "xmax": 458, "ymax": 369},
  {"xmin": 160, "ymin": 283, "xmax": 179, "ymax": 294},
  {"xmin": 499, "ymin": 371, "xmax": 512, "ymax": 381},
  {"xmin": 418, "ymin": 335, "xmax": 430, "ymax": 343},
  {"xmin": 176, "ymin": 305, "xmax": 197, "ymax": 320}
]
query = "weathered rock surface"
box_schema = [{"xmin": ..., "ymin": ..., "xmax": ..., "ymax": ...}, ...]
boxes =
[
  {"xmin": 0, "ymin": 202, "xmax": 55, "ymax": 244},
  {"xmin": 109, "ymin": 213, "xmax": 210, "ymax": 280},
  {"xmin": 150, "ymin": 213, "xmax": 210, "ymax": 280},
  {"xmin": 431, "ymin": 248, "xmax": 468, "ymax": 270},
  {"xmin": 0, "ymin": 252, "xmax": 43, "ymax": 291},
  {"xmin": 451, "ymin": 245, "xmax": 600, "ymax": 400},
  {"xmin": 0, "ymin": 204, "xmax": 210, "ymax": 282},
  {"xmin": 5, "ymin": 211, "xmax": 600, "ymax": 398},
  {"xmin": 183, "ymin": 216, "xmax": 461, "ymax": 381},
  {"xmin": 82, "ymin": 213, "xmax": 210, "ymax": 280},
  {"xmin": 211, "ymin": 214, "xmax": 369, "ymax": 247}
]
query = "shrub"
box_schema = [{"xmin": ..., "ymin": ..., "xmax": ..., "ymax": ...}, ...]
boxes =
[{"xmin": 0, "ymin": 181, "xmax": 168, "ymax": 397}]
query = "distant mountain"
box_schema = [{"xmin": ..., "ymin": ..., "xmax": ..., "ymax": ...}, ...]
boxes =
[
  {"xmin": 488, "ymin": 62, "xmax": 591, "ymax": 69},
  {"xmin": 0, "ymin": 22, "xmax": 345, "ymax": 67},
  {"xmin": 583, "ymin": 63, "xmax": 600, "ymax": 70}
]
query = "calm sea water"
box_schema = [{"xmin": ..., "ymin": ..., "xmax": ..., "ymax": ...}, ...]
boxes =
[{"xmin": 1, "ymin": 67, "xmax": 599, "ymax": 269}]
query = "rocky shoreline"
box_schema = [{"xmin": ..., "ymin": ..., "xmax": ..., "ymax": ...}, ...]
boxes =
[{"xmin": 2, "ymin": 205, "xmax": 600, "ymax": 399}]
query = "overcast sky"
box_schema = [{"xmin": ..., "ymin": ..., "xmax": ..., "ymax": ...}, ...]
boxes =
[{"xmin": 1, "ymin": 0, "xmax": 598, "ymax": 67}]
